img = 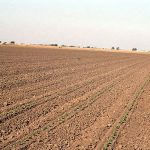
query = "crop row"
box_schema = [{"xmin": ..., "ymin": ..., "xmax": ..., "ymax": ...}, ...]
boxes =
[
  {"xmin": 0, "ymin": 61, "xmax": 140, "ymax": 124},
  {"xmin": 1, "ymin": 65, "xmax": 140, "ymax": 150}
]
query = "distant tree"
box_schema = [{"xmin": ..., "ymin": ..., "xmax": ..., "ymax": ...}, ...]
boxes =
[
  {"xmin": 111, "ymin": 47, "xmax": 115, "ymax": 50},
  {"xmin": 0, "ymin": 41, "xmax": 1, "ymax": 44},
  {"xmin": 10, "ymin": 41, "xmax": 15, "ymax": 44},
  {"xmin": 132, "ymin": 48, "xmax": 137, "ymax": 51},
  {"xmin": 116, "ymin": 47, "xmax": 120, "ymax": 50}
]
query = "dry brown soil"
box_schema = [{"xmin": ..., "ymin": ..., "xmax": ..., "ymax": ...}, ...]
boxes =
[{"xmin": 0, "ymin": 46, "xmax": 150, "ymax": 150}]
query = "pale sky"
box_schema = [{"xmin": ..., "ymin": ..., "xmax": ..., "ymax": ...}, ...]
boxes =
[{"xmin": 0, "ymin": 0, "xmax": 150, "ymax": 50}]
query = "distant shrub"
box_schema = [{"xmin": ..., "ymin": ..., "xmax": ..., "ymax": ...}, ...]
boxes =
[
  {"xmin": 116, "ymin": 47, "xmax": 120, "ymax": 50},
  {"xmin": 111, "ymin": 47, "xmax": 115, "ymax": 50},
  {"xmin": 3, "ymin": 42, "xmax": 7, "ymax": 45},
  {"xmin": 10, "ymin": 41, "xmax": 15, "ymax": 44},
  {"xmin": 50, "ymin": 44, "xmax": 58, "ymax": 46},
  {"xmin": 132, "ymin": 48, "xmax": 137, "ymax": 51},
  {"xmin": 61, "ymin": 45, "xmax": 67, "ymax": 47}
]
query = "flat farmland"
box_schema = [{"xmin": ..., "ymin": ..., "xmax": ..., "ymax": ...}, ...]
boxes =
[{"xmin": 0, "ymin": 46, "xmax": 150, "ymax": 150}]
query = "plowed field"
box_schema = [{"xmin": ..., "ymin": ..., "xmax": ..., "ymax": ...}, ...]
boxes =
[{"xmin": 1, "ymin": 46, "xmax": 150, "ymax": 150}]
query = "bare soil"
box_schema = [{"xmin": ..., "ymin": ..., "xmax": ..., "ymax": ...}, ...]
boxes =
[
  {"xmin": 114, "ymin": 78, "xmax": 150, "ymax": 150},
  {"xmin": 0, "ymin": 46, "xmax": 150, "ymax": 150}
]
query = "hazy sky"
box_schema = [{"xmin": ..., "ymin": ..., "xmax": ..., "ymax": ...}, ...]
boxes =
[{"xmin": 1, "ymin": 0, "xmax": 150, "ymax": 50}]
